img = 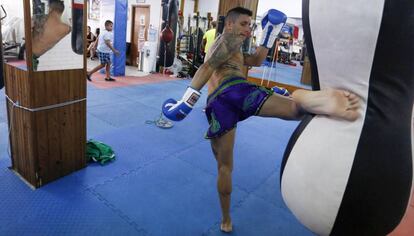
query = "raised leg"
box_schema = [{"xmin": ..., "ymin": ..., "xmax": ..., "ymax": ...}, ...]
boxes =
[{"xmin": 258, "ymin": 88, "xmax": 360, "ymax": 121}]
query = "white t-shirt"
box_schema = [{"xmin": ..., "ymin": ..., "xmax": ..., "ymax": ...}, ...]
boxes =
[{"xmin": 97, "ymin": 30, "xmax": 114, "ymax": 53}]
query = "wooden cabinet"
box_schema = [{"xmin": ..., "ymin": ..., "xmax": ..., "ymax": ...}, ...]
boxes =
[{"xmin": 4, "ymin": 0, "xmax": 87, "ymax": 188}]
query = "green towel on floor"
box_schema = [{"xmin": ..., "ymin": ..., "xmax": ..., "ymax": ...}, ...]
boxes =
[{"xmin": 86, "ymin": 140, "xmax": 116, "ymax": 165}]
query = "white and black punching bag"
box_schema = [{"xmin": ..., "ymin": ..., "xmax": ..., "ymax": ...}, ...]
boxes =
[{"xmin": 280, "ymin": 0, "xmax": 414, "ymax": 235}]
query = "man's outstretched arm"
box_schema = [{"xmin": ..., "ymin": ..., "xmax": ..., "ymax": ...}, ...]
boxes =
[{"xmin": 244, "ymin": 9, "xmax": 287, "ymax": 66}]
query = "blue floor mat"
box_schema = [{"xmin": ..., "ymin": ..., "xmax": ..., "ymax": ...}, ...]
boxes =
[
  {"xmin": 0, "ymin": 169, "xmax": 143, "ymax": 235},
  {"xmin": 0, "ymin": 78, "xmax": 313, "ymax": 235},
  {"xmin": 92, "ymin": 157, "xmax": 248, "ymax": 236},
  {"xmin": 205, "ymin": 194, "xmax": 313, "ymax": 236}
]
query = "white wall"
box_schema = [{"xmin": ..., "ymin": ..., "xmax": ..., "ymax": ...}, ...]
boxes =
[
  {"xmin": 1, "ymin": 0, "xmax": 25, "ymax": 43},
  {"xmin": 197, "ymin": 0, "xmax": 219, "ymax": 21},
  {"xmin": 0, "ymin": 0, "xmax": 24, "ymax": 20},
  {"xmin": 257, "ymin": 0, "xmax": 302, "ymax": 18}
]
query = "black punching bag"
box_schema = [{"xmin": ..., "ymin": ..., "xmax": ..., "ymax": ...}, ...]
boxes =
[
  {"xmin": 157, "ymin": 0, "xmax": 178, "ymax": 68},
  {"xmin": 0, "ymin": 8, "xmax": 4, "ymax": 90},
  {"xmin": 0, "ymin": 38, "xmax": 4, "ymax": 90},
  {"xmin": 71, "ymin": 0, "xmax": 83, "ymax": 55}
]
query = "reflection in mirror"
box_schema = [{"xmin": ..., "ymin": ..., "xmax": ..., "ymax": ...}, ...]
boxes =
[
  {"xmin": 31, "ymin": 0, "xmax": 83, "ymax": 71},
  {"xmin": 1, "ymin": 1, "xmax": 27, "ymax": 70},
  {"xmin": 248, "ymin": 1, "xmax": 311, "ymax": 90}
]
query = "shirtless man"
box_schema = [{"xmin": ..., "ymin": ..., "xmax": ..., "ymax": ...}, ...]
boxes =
[
  {"xmin": 162, "ymin": 7, "xmax": 360, "ymax": 233},
  {"xmin": 32, "ymin": 0, "xmax": 71, "ymax": 70}
]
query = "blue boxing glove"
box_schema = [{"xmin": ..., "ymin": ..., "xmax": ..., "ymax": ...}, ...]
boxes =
[
  {"xmin": 272, "ymin": 86, "xmax": 290, "ymax": 96},
  {"xmin": 260, "ymin": 9, "xmax": 287, "ymax": 48},
  {"xmin": 162, "ymin": 87, "xmax": 201, "ymax": 121}
]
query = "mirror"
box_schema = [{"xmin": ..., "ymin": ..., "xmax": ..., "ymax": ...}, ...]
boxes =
[
  {"xmin": 248, "ymin": 0, "xmax": 311, "ymax": 90},
  {"xmin": 30, "ymin": 0, "xmax": 83, "ymax": 71},
  {"xmin": 1, "ymin": 1, "xmax": 26, "ymax": 70}
]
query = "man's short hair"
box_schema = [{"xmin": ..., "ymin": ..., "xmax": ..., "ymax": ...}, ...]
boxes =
[
  {"xmin": 49, "ymin": 0, "xmax": 65, "ymax": 13},
  {"xmin": 225, "ymin": 7, "xmax": 252, "ymax": 24},
  {"xmin": 105, "ymin": 20, "xmax": 113, "ymax": 27}
]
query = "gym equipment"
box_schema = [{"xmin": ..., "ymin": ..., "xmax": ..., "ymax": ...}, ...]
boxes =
[
  {"xmin": 71, "ymin": 0, "xmax": 83, "ymax": 55},
  {"xmin": 175, "ymin": 11, "xmax": 210, "ymax": 77},
  {"xmin": 157, "ymin": 0, "xmax": 179, "ymax": 68},
  {"xmin": 0, "ymin": 5, "xmax": 5, "ymax": 89},
  {"xmin": 216, "ymin": 15, "xmax": 225, "ymax": 36},
  {"xmin": 1, "ymin": 7, "xmax": 25, "ymax": 63},
  {"xmin": 281, "ymin": 0, "xmax": 414, "ymax": 235}
]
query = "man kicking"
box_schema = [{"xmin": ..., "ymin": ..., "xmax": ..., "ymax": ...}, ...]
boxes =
[{"xmin": 162, "ymin": 7, "xmax": 360, "ymax": 233}]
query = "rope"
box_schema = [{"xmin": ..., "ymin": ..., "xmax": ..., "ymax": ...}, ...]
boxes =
[
  {"xmin": 6, "ymin": 100, "xmax": 14, "ymax": 159},
  {"xmin": 4, "ymin": 94, "xmax": 87, "ymax": 159},
  {"xmin": 5, "ymin": 94, "xmax": 86, "ymax": 112}
]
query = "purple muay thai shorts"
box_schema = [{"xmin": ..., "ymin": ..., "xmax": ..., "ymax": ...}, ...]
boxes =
[{"xmin": 205, "ymin": 77, "xmax": 273, "ymax": 139}]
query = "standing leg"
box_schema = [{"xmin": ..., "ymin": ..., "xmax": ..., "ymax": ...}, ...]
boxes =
[
  {"xmin": 105, "ymin": 63, "xmax": 111, "ymax": 79},
  {"xmin": 210, "ymin": 128, "xmax": 236, "ymax": 233}
]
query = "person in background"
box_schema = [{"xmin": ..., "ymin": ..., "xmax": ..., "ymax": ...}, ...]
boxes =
[
  {"xmin": 201, "ymin": 21, "xmax": 217, "ymax": 61},
  {"xmin": 88, "ymin": 27, "xmax": 100, "ymax": 60},
  {"xmin": 86, "ymin": 26, "xmax": 96, "ymax": 58},
  {"xmin": 86, "ymin": 20, "xmax": 119, "ymax": 82}
]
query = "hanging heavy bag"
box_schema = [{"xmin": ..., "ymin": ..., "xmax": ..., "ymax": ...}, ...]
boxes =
[
  {"xmin": 0, "ymin": 6, "xmax": 5, "ymax": 90},
  {"xmin": 71, "ymin": 0, "xmax": 83, "ymax": 55}
]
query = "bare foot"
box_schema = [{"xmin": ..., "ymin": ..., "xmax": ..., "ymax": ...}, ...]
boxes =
[
  {"xmin": 292, "ymin": 88, "xmax": 361, "ymax": 121},
  {"xmin": 220, "ymin": 219, "xmax": 233, "ymax": 233}
]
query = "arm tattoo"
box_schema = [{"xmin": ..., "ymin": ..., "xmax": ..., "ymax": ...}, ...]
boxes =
[{"xmin": 206, "ymin": 33, "xmax": 244, "ymax": 69}]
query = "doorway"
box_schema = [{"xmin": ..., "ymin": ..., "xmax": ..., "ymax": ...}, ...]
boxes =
[{"xmin": 130, "ymin": 5, "xmax": 150, "ymax": 67}]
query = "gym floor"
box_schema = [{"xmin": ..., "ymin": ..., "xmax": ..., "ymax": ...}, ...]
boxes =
[{"xmin": 0, "ymin": 61, "xmax": 412, "ymax": 235}]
